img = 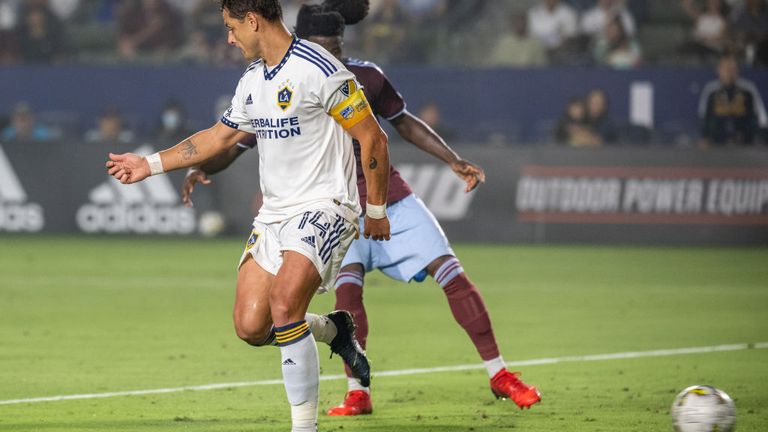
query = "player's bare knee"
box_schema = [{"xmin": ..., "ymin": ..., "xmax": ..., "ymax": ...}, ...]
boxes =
[
  {"xmin": 234, "ymin": 320, "xmax": 273, "ymax": 347},
  {"xmin": 236, "ymin": 328, "xmax": 273, "ymax": 347},
  {"xmin": 339, "ymin": 263, "xmax": 364, "ymax": 274},
  {"xmin": 427, "ymin": 254, "xmax": 456, "ymax": 277}
]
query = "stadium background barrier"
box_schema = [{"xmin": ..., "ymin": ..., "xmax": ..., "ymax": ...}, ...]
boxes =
[
  {"xmin": 1, "ymin": 66, "xmax": 767, "ymax": 142},
  {"xmin": 1, "ymin": 142, "xmax": 767, "ymax": 244}
]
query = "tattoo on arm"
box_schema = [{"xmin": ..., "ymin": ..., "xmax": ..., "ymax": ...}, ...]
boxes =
[
  {"xmin": 369, "ymin": 157, "xmax": 378, "ymax": 170},
  {"xmin": 180, "ymin": 139, "xmax": 199, "ymax": 161}
]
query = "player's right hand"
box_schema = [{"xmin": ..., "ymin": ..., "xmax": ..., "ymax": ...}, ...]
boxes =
[
  {"xmin": 106, "ymin": 152, "xmax": 150, "ymax": 184},
  {"xmin": 181, "ymin": 168, "xmax": 212, "ymax": 208},
  {"xmin": 363, "ymin": 215, "xmax": 390, "ymax": 241},
  {"xmin": 450, "ymin": 159, "xmax": 486, "ymax": 193}
]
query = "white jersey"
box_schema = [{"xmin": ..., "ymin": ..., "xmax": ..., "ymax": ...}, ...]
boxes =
[{"xmin": 222, "ymin": 37, "xmax": 362, "ymax": 224}]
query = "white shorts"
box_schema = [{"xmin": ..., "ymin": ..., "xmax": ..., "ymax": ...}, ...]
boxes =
[
  {"xmin": 239, "ymin": 205, "xmax": 357, "ymax": 293},
  {"xmin": 341, "ymin": 194, "xmax": 455, "ymax": 282}
]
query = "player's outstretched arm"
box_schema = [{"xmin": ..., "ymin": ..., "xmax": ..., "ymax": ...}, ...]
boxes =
[
  {"xmin": 392, "ymin": 112, "xmax": 485, "ymax": 193},
  {"xmin": 347, "ymin": 115, "xmax": 391, "ymax": 241},
  {"xmin": 106, "ymin": 122, "xmax": 250, "ymax": 184}
]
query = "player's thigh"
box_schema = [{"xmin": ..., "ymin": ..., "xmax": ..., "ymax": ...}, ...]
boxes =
[
  {"xmin": 234, "ymin": 256, "xmax": 275, "ymax": 339},
  {"xmin": 269, "ymin": 250, "xmax": 322, "ymax": 327},
  {"xmin": 375, "ymin": 195, "xmax": 455, "ymax": 281}
]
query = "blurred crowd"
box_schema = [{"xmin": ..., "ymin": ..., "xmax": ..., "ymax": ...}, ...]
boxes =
[
  {"xmin": 3, "ymin": 53, "xmax": 764, "ymax": 148},
  {"xmin": 0, "ymin": 96, "xmax": 197, "ymax": 148},
  {"xmin": 0, "ymin": 0, "xmax": 766, "ymax": 67},
  {"xmin": 0, "ymin": 0, "xmax": 766, "ymax": 148},
  {"xmin": 551, "ymin": 55, "xmax": 767, "ymax": 148}
]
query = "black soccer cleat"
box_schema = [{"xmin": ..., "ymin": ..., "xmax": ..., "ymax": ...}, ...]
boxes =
[{"xmin": 327, "ymin": 310, "xmax": 370, "ymax": 387}]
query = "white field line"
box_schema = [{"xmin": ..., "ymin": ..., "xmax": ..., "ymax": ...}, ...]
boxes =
[{"xmin": 1, "ymin": 342, "xmax": 765, "ymax": 406}]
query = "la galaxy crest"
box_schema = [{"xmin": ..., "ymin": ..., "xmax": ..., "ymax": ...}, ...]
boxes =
[
  {"xmin": 277, "ymin": 80, "xmax": 294, "ymax": 111},
  {"xmin": 244, "ymin": 229, "xmax": 260, "ymax": 254}
]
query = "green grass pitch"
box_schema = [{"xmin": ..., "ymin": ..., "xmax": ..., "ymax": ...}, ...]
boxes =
[{"xmin": 0, "ymin": 236, "xmax": 766, "ymax": 431}]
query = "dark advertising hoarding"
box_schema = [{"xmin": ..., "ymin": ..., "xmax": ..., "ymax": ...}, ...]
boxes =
[{"xmin": 1, "ymin": 142, "xmax": 767, "ymax": 245}]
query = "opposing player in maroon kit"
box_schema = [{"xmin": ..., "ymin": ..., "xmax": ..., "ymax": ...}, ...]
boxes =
[{"xmin": 182, "ymin": 0, "xmax": 541, "ymax": 415}]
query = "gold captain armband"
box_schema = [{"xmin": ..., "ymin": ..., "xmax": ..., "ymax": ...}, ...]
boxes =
[{"xmin": 330, "ymin": 89, "xmax": 373, "ymax": 130}]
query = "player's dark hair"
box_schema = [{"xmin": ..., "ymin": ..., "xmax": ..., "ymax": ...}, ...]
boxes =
[
  {"xmin": 323, "ymin": 0, "xmax": 370, "ymax": 25},
  {"xmin": 220, "ymin": 0, "xmax": 282, "ymax": 22},
  {"xmin": 295, "ymin": 4, "xmax": 344, "ymax": 38},
  {"xmin": 294, "ymin": 0, "xmax": 369, "ymax": 38}
]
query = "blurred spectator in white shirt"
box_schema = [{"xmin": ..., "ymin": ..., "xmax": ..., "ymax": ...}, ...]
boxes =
[
  {"xmin": 0, "ymin": 0, "xmax": 20, "ymax": 63},
  {"xmin": 527, "ymin": 0, "xmax": 578, "ymax": 50},
  {"xmin": 680, "ymin": 0, "xmax": 729, "ymax": 62},
  {"xmin": 47, "ymin": 0, "xmax": 80, "ymax": 20},
  {"xmin": 0, "ymin": 0, "xmax": 20, "ymax": 29},
  {"xmin": 581, "ymin": 0, "xmax": 636, "ymax": 37}
]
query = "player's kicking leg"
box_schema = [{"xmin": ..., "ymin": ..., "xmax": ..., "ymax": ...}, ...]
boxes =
[
  {"xmin": 234, "ymin": 216, "xmax": 362, "ymax": 430},
  {"xmin": 235, "ymin": 257, "xmax": 321, "ymax": 430},
  {"xmin": 427, "ymin": 255, "xmax": 541, "ymax": 409},
  {"xmin": 235, "ymin": 256, "xmax": 369, "ymax": 386}
]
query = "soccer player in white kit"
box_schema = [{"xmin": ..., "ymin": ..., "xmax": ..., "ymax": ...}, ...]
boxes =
[{"xmin": 105, "ymin": 1, "xmax": 391, "ymax": 430}]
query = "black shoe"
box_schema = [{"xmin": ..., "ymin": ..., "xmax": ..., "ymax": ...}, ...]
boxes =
[{"xmin": 327, "ymin": 310, "xmax": 370, "ymax": 387}]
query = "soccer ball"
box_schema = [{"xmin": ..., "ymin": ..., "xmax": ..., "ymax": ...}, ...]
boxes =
[
  {"xmin": 671, "ymin": 385, "xmax": 736, "ymax": 432},
  {"xmin": 198, "ymin": 211, "xmax": 226, "ymax": 237}
]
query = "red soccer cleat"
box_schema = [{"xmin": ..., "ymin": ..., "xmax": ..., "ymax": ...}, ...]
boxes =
[
  {"xmin": 490, "ymin": 369, "xmax": 541, "ymax": 409},
  {"xmin": 326, "ymin": 390, "xmax": 373, "ymax": 416}
]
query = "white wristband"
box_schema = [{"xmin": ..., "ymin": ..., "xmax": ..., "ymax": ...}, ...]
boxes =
[
  {"xmin": 146, "ymin": 152, "xmax": 164, "ymax": 176},
  {"xmin": 366, "ymin": 203, "xmax": 387, "ymax": 219}
]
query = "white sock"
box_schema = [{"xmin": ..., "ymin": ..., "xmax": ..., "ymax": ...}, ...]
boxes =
[
  {"xmin": 347, "ymin": 377, "xmax": 370, "ymax": 394},
  {"xmin": 304, "ymin": 313, "xmax": 337, "ymax": 345},
  {"xmin": 484, "ymin": 356, "xmax": 506, "ymax": 378},
  {"xmin": 275, "ymin": 321, "xmax": 319, "ymax": 432},
  {"xmin": 290, "ymin": 402, "xmax": 318, "ymax": 432}
]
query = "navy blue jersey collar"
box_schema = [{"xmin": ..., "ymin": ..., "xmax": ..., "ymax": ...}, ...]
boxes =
[{"xmin": 263, "ymin": 36, "xmax": 299, "ymax": 81}]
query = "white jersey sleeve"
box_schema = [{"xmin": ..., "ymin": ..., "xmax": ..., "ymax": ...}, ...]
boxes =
[{"xmin": 320, "ymin": 69, "xmax": 361, "ymax": 113}]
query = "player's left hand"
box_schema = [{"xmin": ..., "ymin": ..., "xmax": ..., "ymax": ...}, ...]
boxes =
[
  {"xmin": 363, "ymin": 215, "xmax": 390, "ymax": 241},
  {"xmin": 106, "ymin": 152, "xmax": 150, "ymax": 184},
  {"xmin": 181, "ymin": 168, "xmax": 212, "ymax": 208},
  {"xmin": 451, "ymin": 160, "xmax": 486, "ymax": 192}
]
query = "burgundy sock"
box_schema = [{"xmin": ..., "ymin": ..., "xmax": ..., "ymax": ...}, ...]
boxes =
[
  {"xmin": 334, "ymin": 270, "xmax": 368, "ymax": 379},
  {"xmin": 435, "ymin": 258, "xmax": 500, "ymax": 361}
]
